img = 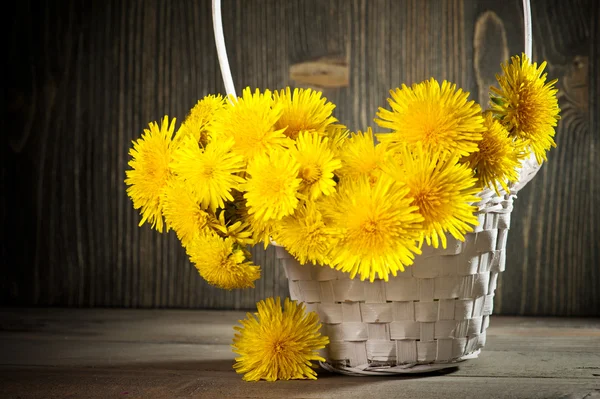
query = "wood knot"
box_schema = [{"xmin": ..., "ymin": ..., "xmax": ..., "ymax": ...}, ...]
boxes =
[{"xmin": 289, "ymin": 55, "xmax": 349, "ymax": 89}]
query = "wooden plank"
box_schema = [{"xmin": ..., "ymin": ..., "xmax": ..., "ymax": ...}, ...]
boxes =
[
  {"xmin": 0, "ymin": 368, "xmax": 598, "ymax": 399},
  {"xmin": 2, "ymin": 309, "xmax": 599, "ymax": 345},
  {"xmin": 0, "ymin": 310, "xmax": 599, "ymax": 380},
  {"xmin": 0, "ymin": 311, "xmax": 599, "ymax": 397},
  {"xmin": 2, "ymin": 338, "xmax": 599, "ymax": 380},
  {"xmin": 2, "ymin": 0, "xmax": 599, "ymax": 314}
]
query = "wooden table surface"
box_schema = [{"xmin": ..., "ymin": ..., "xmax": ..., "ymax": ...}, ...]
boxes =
[{"xmin": 0, "ymin": 309, "xmax": 598, "ymax": 399}]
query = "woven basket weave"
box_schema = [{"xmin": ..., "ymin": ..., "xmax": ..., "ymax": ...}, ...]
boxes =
[
  {"xmin": 275, "ymin": 193, "xmax": 512, "ymax": 374},
  {"xmin": 274, "ymin": 155, "xmax": 541, "ymax": 375}
]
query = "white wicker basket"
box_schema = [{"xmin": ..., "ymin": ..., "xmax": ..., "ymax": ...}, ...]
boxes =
[
  {"xmin": 275, "ymin": 193, "xmax": 511, "ymax": 374},
  {"xmin": 211, "ymin": 0, "xmax": 538, "ymax": 375},
  {"xmin": 273, "ymin": 155, "xmax": 541, "ymax": 375},
  {"xmin": 275, "ymin": 157, "xmax": 539, "ymax": 375}
]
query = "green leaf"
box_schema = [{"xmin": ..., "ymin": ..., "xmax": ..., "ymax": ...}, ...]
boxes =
[{"xmin": 490, "ymin": 96, "xmax": 505, "ymax": 106}]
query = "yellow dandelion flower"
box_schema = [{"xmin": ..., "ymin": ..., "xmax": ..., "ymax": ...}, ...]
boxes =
[
  {"xmin": 337, "ymin": 128, "xmax": 387, "ymax": 185},
  {"xmin": 209, "ymin": 87, "xmax": 291, "ymax": 161},
  {"xmin": 125, "ymin": 116, "xmax": 176, "ymax": 233},
  {"xmin": 243, "ymin": 148, "xmax": 301, "ymax": 221},
  {"xmin": 221, "ymin": 221, "xmax": 255, "ymax": 246},
  {"xmin": 375, "ymin": 78, "xmax": 484, "ymax": 156},
  {"xmin": 209, "ymin": 210, "xmax": 255, "ymax": 247},
  {"xmin": 245, "ymin": 212, "xmax": 276, "ymax": 248},
  {"xmin": 171, "ymin": 136, "xmax": 245, "ymax": 212},
  {"xmin": 490, "ymin": 54, "xmax": 561, "ymax": 163},
  {"xmin": 292, "ymin": 131, "xmax": 341, "ymax": 200},
  {"xmin": 323, "ymin": 176, "xmax": 423, "ymax": 282},
  {"xmin": 272, "ymin": 202, "xmax": 333, "ymax": 265},
  {"xmin": 273, "ymin": 87, "xmax": 337, "ymax": 140},
  {"xmin": 463, "ymin": 112, "xmax": 522, "ymax": 194},
  {"xmin": 324, "ymin": 124, "xmax": 350, "ymax": 157},
  {"xmin": 161, "ymin": 180, "xmax": 209, "ymax": 247},
  {"xmin": 387, "ymin": 144, "xmax": 480, "ymax": 249},
  {"xmin": 187, "ymin": 231, "xmax": 260, "ymax": 290},
  {"xmin": 232, "ymin": 297, "xmax": 329, "ymax": 381},
  {"xmin": 222, "ymin": 191, "xmax": 274, "ymax": 246},
  {"xmin": 174, "ymin": 94, "xmax": 225, "ymax": 147}
]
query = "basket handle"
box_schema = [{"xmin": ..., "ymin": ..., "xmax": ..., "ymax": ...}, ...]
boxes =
[{"xmin": 212, "ymin": 0, "xmax": 533, "ymax": 99}]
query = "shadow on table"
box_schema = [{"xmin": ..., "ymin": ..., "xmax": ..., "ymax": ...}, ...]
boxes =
[
  {"xmin": 0, "ymin": 360, "xmax": 468, "ymax": 399},
  {"xmin": 103, "ymin": 358, "xmax": 460, "ymax": 380},
  {"xmin": 102, "ymin": 360, "xmax": 459, "ymax": 385}
]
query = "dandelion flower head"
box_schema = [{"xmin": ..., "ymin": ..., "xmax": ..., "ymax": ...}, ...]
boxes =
[
  {"xmin": 490, "ymin": 54, "xmax": 561, "ymax": 163},
  {"xmin": 337, "ymin": 128, "xmax": 387, "ymax": 185},
  {"xmin": 272, "ymin": 202, "xmax": 333, "ymax": 266},
  {"xmin": 232, "ymin": 297, "xmax": 329, "ymax": 381},
  {"xmin": 209, "ymin": 87, "xmax": 291, "ymax": 161},
  {"xmin": 187, "ymin": 230, "xmax": 260, "ymax": 290},
  {"xmin": 243, "ymin": 148, "xmax": 301, "ymax": 222},
  {"xmin": 463, "ymin": 112, "xmax": 522, "ymax": 194},
  {"xmin": 209, "ymin": 210, "xmax": 255, "ymax": 247},
  {"xmin": 323, "ymin": 176, "xmax": 423, "ymax": 282},
  {"xmin": 171, "ymin": 136, "xmax": 245, "ymax": 212},
  {"xmin": 375, "ymin": 78, "xmax": 484, "ymax": 157},
  {"xmin": 175, "ymin": 94, "xmax": 225, "ymax": 147},
  {"xmin": 292, "ymin": 131, "xmax": 341, "ymax": 200},
  {"xmin": 273, "ymin": 87, "xmax": 337, "ymax": 140},
  {"xmin": 324, "ymin": 124, "xmax": 350, "ymax": 157},
  {"xmin": 125, "ymin": 116, "xmax": 176, "ymax": 233},
  {"xmin": 161, "ymin": 180, "xmax": 210, "ymax": 247},
  {"xmin": 387, "ymin": 144, "xmax": 480, "ymax": 249}
]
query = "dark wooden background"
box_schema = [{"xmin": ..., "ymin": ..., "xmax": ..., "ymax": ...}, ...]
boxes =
[{"xmin": 2, "ymin": 0, "xmax": 598, "ymax": 315}]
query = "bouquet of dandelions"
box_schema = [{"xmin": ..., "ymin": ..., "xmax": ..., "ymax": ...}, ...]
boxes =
[{"xmin": 125, "ymin": 54, "xmax": 559, "ymax": 381}]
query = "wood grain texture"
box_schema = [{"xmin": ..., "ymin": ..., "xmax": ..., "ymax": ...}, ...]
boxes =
[
  {"xmin": 2, "ymin": 0, "xmax": 598, "ymax": 314},
  {"xmin": 290, "ymin": 56, "xmax": 350, "ymax": 88},
  {"xmin": 0, "ymin": 310, "xmax": 599, "ymax": 398}
]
